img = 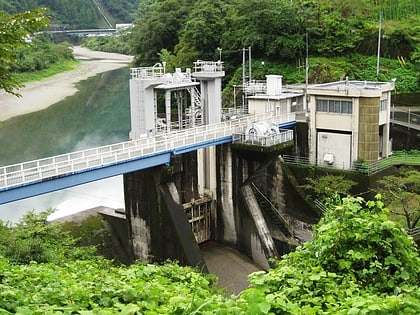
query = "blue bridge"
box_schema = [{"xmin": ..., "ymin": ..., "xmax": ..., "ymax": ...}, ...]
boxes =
[{"xmin": 0, "ymin": 113, "xmax": 294, "ymax": 205}]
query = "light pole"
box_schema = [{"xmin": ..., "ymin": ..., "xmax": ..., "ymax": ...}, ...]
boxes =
[{"xmin": 217, "ymin": 47, "xmax": 222, "ymax": 61}]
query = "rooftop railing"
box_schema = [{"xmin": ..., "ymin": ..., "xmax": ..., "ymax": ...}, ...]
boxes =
[
  {"xmin": 130, "ymin": 63, "xmax": 166, "ymax": 79},
  {"xmin": 193, "ymin": 60, "xmax": 223, "ymax": 73}
]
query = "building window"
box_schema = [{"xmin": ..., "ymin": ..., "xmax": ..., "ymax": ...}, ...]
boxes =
[
  {"xmin": 316, "ymin": 99, "xmax": 352, "ymax": 114},
  {"xmin": 342, "ymin": 101, "xmax": 352, "ymax": 114},
  {"xmin": 291, "ymin": 96, "xmax": 304, "ymax": 112},
  {"xmin": 380, "ymin": 99, "xmax": 387, "ymax": 111},
  {"xmin": 316, "ymin": 99, "xmax": 328, "ymax": 112}
]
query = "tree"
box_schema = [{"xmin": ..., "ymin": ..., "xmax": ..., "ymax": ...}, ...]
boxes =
[
  {"xmin": 0, "ymin": 8, "xmax": 49, "ymax": 96},
  {"xmin": 130, "ymin": 0, "xmax": 192, "ymax": 65},
  {"xmin": 0, "ymin": 210, "xmax": 97, "ymax": 265},
  {"xmin": 175, "ymin": 0, "xmax": 226, "ymax": 67},
  {"xmin": 376, "ymin": 167, "xmax": 420, "ymax": 229},
  {"xmin": 222, "ymin": 0, "xmax": 308, "ymax": 61},
  {"xmin": 300, "ymin": 174, "xmax": 357, "ymax": 203}
]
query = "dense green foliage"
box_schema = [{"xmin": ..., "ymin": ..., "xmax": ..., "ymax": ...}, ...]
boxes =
[
  {"xmin": 1, "ymin": 196, "xmax": 419, "ymax": 313},
  {"xmin": 132, "ymin": 0, "xmax": 420, "ymax": 63},
  {"xmin": 0, "ymin": 8, "xmax": 49, "ymax": 95},
  {"xmin": 11, "ymin": 35, "xmax": 73, "ymax": 73},
  {"xmin": 83, "ymin": 30, "xmax": 133, "ymax": 55},
  {"xmin": 0, "ymin": 0, "xmax": 140, "ymax": 28},
  {"xmin": 0, "ymin": 210, "xmax": 97, "ymax": 265},
  {"xmin": 0, "ymin": 258, "xmax": 234, "ymax": 314},
  {"xmin": 128, "ymin": 0, "xmax": 420, "ymax": 92},
  {"xmin": 300, "ymin": 174, "xmax": 357, "ymax": 203},
  {"xmin": 240, "ymin": 196, "xmax": 420, "ymax": 314}
]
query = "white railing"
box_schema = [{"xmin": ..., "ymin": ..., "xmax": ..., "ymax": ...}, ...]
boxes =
[
  {"xmin": 130, "ymin": 64, "xmax": 165, "ymax": 79},
  {"xmin": 0, "ymin": 112, "xmax": 295, "ymax": 191},
  {"xmin": 232, "ymin": 129, "xmax": 294, "ymax": 147},
  {"xmin": 193, "ymin": 60, "xmax": 223, "ymax": 73},
  {"xmin": 244, "ymin": 80, "xmax": 267, "ymax": 95}
]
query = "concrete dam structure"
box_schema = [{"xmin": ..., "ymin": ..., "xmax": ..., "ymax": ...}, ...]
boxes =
[
  {"xmin": 1, "ymin": 58, "xmax": 396, "ymax": 273},
  {"xmin": 122, "ymin": 61, "xmax": 313, "ymax": 270}
]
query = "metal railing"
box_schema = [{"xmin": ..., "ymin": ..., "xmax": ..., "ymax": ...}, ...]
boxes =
[
  {"xmin": 0, "ymin": 112, "xmax": 295, "ymax": 191},
  {"xmin": 282, "ymin": 154, "xmax": 420, "ymax": 175},
  {"xmin": 193, "ymin": 60, "xmax": 223, "ymax": 73},
  {"xmin": 244, "ymin": 80, "xmax": 267, "ymax": 95},
  {"xmin": 232, "ymin": 129, "xmax": 293, "ymax": 147},
  {"xmin": 391, "ymin": 107, "xmax": 420, "ymax": 131},
  {"xmin": 130, "ymin": 64, "xmax": 166, "ymax": 79}
]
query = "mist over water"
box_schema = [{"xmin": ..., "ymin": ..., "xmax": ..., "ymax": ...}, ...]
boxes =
[{"xmin": 0, "ymin": 67, "xmax": 131, "ymax": 223}]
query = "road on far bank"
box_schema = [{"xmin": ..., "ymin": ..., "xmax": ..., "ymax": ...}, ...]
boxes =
[{"xmin": 0, "ymin": 46, "xmax": 134, "ymax": 122}]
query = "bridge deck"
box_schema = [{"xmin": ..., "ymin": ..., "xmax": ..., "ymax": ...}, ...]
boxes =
[{"xmin": 0, "ymin": 112, "xmax": 295, "ymax": 204}]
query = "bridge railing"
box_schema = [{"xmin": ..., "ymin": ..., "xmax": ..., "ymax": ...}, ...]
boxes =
[
  {"xmin": 391, "ymin": 107, "xmax": 420, "ymax": 130},
  {"xmin": 0, "ymin": 112, "xmax": 294, "ymax": 191}
]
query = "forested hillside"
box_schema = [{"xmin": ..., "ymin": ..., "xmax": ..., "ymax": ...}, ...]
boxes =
[
  {"xmin": 0, "ymin": 0, "xmax": 139, "ymax": 28},
  {"xmin": 128, "ymin": 0, "xmax": 420, "ymax": 92}
]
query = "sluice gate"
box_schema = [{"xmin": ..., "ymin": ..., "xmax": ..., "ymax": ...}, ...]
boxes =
[{"xmin": 183, "ymin": 195, "xmax": 212, "ymax": 244}]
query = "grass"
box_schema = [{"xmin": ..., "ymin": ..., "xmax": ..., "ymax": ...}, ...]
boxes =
[{"xmin": 12, "ymin": 59, "xmax": 80, "ymax": 84}]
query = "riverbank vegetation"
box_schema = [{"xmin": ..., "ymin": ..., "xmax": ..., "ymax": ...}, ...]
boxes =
[
  {"xmin": 11, "ymin": 36, "xmax": 78, "ymax": 84},
  {"xmin": 1, "ymin": 195, "xmax": 419, "ymax": 313},
  {"xmin": 0, "ymin": 8, "xmax": 49, "ymax": 95}
]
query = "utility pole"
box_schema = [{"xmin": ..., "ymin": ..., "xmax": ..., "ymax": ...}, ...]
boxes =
[
  {"xmin": 376, "ymin": 11, "xmax": 382, "ymax": 77},
  {"xmin": 305, "ymin": 33, "xmax": 309, "ymax": 113},
  {"xmin": 242, "ymin": 48, "xmax": 246, "ymax": 111},
  {"xmin": 242, "ymin": 47, "xmax": 252, "ymax": 112},
  {"xmin": 248, "ymin": 46, "xmax": 252, "ymax": 82}
]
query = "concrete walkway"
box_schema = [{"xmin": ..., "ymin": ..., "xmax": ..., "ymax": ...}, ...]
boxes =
[{"xmin": 200, "ymin": 242, "xmax": 263, "ymax": 295}]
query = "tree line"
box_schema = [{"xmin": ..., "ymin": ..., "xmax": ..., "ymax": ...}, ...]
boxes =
[
  {"xmin": 131, "ymin": 0, "xmax": 419, "ymax": 64},
  {"xmin": 127, "ymin": 0, "xmax": 419, "ymax": 91}
]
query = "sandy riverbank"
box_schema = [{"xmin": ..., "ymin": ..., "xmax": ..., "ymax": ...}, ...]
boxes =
[{"xmin": 0, "ymin": 46, "xmax": 134, "ymax": 122}]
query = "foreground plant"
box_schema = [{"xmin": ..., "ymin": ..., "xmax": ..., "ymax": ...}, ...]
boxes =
[
  {"xmin": 0, "ymin": 258, "xmax": 242, "ymax": 314},
  {"xmin": 241, "ymin": 195, "xmax": 420, "ymax": 314},
  {"xmin": 1, "ymin": 196, "xmax": 419, "ymax": 314}
]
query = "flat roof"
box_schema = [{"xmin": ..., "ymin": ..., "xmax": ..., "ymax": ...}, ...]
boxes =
[
  {"xmin": 309, "ymin": 80, "xmax": 395, "ymax": 92},
  {"xmin": 247, "ymin": 92, "xmax": 303, "ymax": 100}
]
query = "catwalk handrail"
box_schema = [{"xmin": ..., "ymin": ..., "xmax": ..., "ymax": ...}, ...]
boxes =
[
  {"xmin": 282, "ymin": 153, "xmax": 420, "ymax": 175},
  {"xmin": 0, "ymin": 112, "xmax": 295, "ymax": 190},
  {"xmin": 391, "ymin": 107, "xmax": 420, "ymax": 131}
]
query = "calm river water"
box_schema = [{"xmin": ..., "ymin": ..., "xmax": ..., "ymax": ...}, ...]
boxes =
[{"xmin": 0, "ymin": 67, "xmax": 131, "ymax": 222}]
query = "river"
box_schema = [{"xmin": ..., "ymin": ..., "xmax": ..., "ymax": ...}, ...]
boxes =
[{"xmin": 0, "ymin": 48, "xmax": 133, "ymax": 223}]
